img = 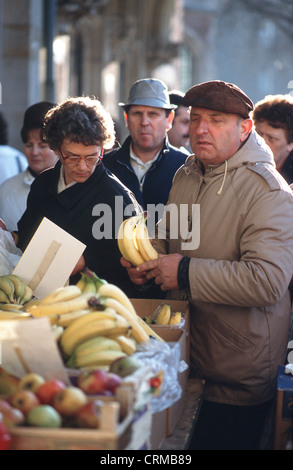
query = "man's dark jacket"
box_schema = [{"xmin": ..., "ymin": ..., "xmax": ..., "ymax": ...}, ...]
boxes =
[
  {"xmin": 16, "ymin": 160, "xmax": 141, "ymax": 297},
  {"xmin": 103, "ymin": 136, "xmax": 188, "ymax": 210}
]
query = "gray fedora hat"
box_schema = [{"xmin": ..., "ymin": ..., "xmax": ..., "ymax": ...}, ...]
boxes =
[{"xmin": 119, "ymin": 78, "xmax": 177, "ymax": 110}]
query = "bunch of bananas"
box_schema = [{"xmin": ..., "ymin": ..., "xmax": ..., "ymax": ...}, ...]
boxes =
[
  {"xmin": 144, "ymin": 303, "xmax": 182, "ymax": 326},
  {"xmin": 61, "ymin": 310, "xmax": 137, "ymax": 370},
  {"xmin": 117, "ymin": 213, "xmax": 158, "ymax": 266},
  {"xmin": 0, "ymin": 274, "xmax": 34, "ymax": 320},
  {"xmin": 0, "ymin": 274, "xmax": 34, "ymax": 305}
]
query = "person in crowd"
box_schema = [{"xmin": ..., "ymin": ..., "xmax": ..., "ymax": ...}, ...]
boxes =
[
  {"xmin": 0, "ymin": 102, "xmax": 58, "ymax": 231},
  {"xmin": 252, "ymin": 94, "xmax": 293, "ymax": 183},
  {"xmin": 0, "ymin": 112, "xmax": 27, "ymax": 185},
  {"xmin": 167, "ymin": 90, "xmax": 191, "ymax": 154},
  {"xmin": 102, "ymin": 78, "xmax": 188, "ymax": 218},
  {"xmin": 14, "ymin": 96, "xmax": 141, "ymax": 296},
  {"xmin": 121, "ymin": 80, "xmax": 293, "ymax": 449}
]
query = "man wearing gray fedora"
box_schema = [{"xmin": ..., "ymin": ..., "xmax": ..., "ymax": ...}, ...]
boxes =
[{"xmin": 103, "ymin": 78, "xmax": 188, "ymax": 221}]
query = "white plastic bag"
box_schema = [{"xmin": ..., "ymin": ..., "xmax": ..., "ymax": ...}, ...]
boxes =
[{"xmin": 0, "ymin": 228, "xmax": 22, "ymax": 275}]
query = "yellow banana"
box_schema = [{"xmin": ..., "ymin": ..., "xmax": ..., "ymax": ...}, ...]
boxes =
[
  {"xmin": 39, "ymin": 285, "xmax": 82, "ymax": 304},
  {"xmin": 169, "ymin": 311, "xmax": 182, "ymax": 325},
  {"xmin": 101, "ymin": 296, "xmax": 149, "ymax": 343},
  {"xmin": 0, "ymin": 277, "xmax": 15, "ymax": 303},
  {"xmin": 19, "ymin": 285, "xmax": 34, "ymax": 305},
  {"xmin": 61, "ymin": 314, "xmax": 131, "ymax": 357},
  {"xmin": 118, "ymin": 216, "xmax": 145, "ymax": 266},
  {"xmin": 67, "ymin": 336, "xmax": 123, "ymax": 368},
  {"xmin": 108, "ymin": 334, "xmax": 137, "ymax": 355},
  {"xmin": 156, "ymin": 304, "xmax": 172, "ymax": 325},
  {"xmin": 117, "ymin": 220, "xmax": 132, "ymax": 261},
  {"xmin": 137, "ymin": 316, "xmax": 165, "ymax": 342},
  {"xmin": 135, "ymin": 215, "xmax": 158, "ymax": 262},
  {"xmin": 73, "ymin": 349, "xmax": 126, "ymax": 369},
  {"xmin": 59, "ymin": 308, "xmax": 118, "ymax": 337},
  {"xmin": 0, "ymin": 303, "xmax": 24, "ymax": 311},
  {"xmin": 56, "ymin": 308, "xmax": 93, "ymax": 328},
  {"xmin": 79, "ymin": 275, "xmax": 97, "ymax": 295},
  {"xmin": 0, "ymin": 310, "xmax": 32, "ymax": 320},
  {"xmin": 4, "ymin": 275, "xmax": 26, "ymax": 303},
  {"xmin": 26, "ymin": 292, "xmax": 93, "ymax": 317},
  {"xmin": 97, "ymin": 282, "xmax": 137, "ymax": 318}
]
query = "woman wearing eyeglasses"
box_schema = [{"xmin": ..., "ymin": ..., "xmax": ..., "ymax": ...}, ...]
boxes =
[{"xmin": 15, "ymin": 96, "xmax": 141, "ymax": 296}]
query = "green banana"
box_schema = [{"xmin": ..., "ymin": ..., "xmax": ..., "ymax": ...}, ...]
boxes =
[
  {"xmin": 5, "ymin": 275, "xmax": 26, "ymax": 303},
  {"xmin": 0, "ymin": 290, "xmax": 11, "ymax": 304},
  {"xmin": 0, "ymin": 276, "xmax": 15, "ymax": 303},
  {"xmin": 19, "ymin": 284, "xmax": 34, "ymax": 305}
]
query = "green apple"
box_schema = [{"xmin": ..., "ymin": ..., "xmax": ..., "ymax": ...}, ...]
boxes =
[
  {"xmin": 18, "ymin": 373, "xmax": 45, "ymax": 392},
  {"xmin": 109, "ymin": 356, "xmax": 142, "ymax": 378},
  {"xmin": 53, "ymin": 387, "xmax": 87, "ymax": 417},
  {"xmin": 26, "ymin": 405, "xmax": 62, "ymax": 428}
]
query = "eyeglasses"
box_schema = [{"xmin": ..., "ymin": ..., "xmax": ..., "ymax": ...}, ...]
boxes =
[{"xmin": 60, "ymin": 148, "xmax": 104, "ymax": 167}]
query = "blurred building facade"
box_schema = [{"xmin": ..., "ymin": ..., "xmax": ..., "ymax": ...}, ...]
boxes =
[{"xmin": 0, "ymin": 0, "xmax": 292, "ymax": 149}]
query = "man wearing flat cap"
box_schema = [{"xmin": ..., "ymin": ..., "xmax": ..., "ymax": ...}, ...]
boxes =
[
  {"xmin": 103, "ymin": 78, "xmax": 188, "ymax": 220},
  {"xmin": 123, "ymin": 80, "xmax": 293, "ymax": 449}
]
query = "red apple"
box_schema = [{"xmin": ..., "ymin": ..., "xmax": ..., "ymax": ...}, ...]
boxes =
[
  {"xmin": 77, "ymin": 369, "xmax": 109, "ymax": 395},
  {"xmin": 0, "ymin": 399, "xmax": 12, "ymax": 413},
  {"xmin": 52, "ymin": 386, "xmax": 87, "ymax": 417},
  {"xmin": 1, "ymin": 406, "xmax": 25, "ymax": 428},
  {"xmin": 0, "ymin": 399, "xmax": 25, "ymax": 427},
  {"xmin": 75, "ymin": 399, "xmax": 103, "ymax": 428},
  {"xmin": 36, "ymin": 379, "xmax": 66, "ymax": 405},
  {"xmin": 106, "ymin": 372, "xmax": 122, "ymax": 394},
  {"xmin": 9, "ymin": 389, "xmax": 40, "ymax": 415}
]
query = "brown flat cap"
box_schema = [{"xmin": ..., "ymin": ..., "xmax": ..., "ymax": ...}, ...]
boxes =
[{"xmin": 182, "ymin": 80, "xmax": 254, "ymax": 118}]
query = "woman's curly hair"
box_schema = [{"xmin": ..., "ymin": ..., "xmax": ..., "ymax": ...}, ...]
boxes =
[
  {"xmin": 42, "ymin": 96, "xmax": 115, "ymax": 151},
  {"xmin": 252, "ymin": 94, "xmax": 293, "ymax": 143}
]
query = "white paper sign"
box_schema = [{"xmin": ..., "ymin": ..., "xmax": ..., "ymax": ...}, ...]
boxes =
[
  {"xmin": 13, "ymin": 217, "xmax": 86, "ymax": 299},
  {"xmin": 0, "ymin": 317, "xmax": 69, "ymax": 382}
]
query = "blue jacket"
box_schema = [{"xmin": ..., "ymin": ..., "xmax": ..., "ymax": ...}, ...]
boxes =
[{"xmin": 103, "ymin": 136, "xmax": 188, "ymax": 211}]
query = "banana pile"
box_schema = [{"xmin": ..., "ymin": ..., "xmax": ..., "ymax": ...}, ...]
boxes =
[
  {"xmin": 0, "ymin": 274, "xmax": 34, "ymax": 320},
  {"xmin": 118, "ymin": 213, "xmax": 158, "ymax": 266},
  {"xmin": 144, "ymin": 303, "xmax": 182, "ymax": 326},
  {"xmin": 21, "ymin": 268, "xmax": 163, "ymax": 369}
]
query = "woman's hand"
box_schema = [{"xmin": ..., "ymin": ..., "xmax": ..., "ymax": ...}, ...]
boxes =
[{"xmin": 71, "ymin": 254, "xmax": 86, "ymax": 276}]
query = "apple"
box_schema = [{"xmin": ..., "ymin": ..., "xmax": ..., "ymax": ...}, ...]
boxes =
[
  {"xmin": 75, "ymin": 399, "xmax": 103, "ymax": 429},
  {"xmin": 109, "ymin": 356, "xmax": 142, "ymax": 378},
  {"xmin": 77, "ymin": 369, "xmax": 109, "ymax": 395},
  {"xmin": 36, "ymin": 379, "xmax": 66, "ymax": 405},
  {"xmin": 106, "ymin": 372, "xmax": 122, "ymax": 393},
  {"xmin": 18, "ymin": 373, "xmax": 45, "ymax": 392},
  {"xmin": 9, "ymin": 389, "xmax": 40, "ymax": 415},
  {"xmin": 53, "ymin": 387, "xmax": 87, "ymax": 417},
  {"xmin": 0, "ymin": 400, "xmax": 24, "ymax": 427},
  {"xmin": 26, "ymin": 405, "xmax": 62, "ymax": 428},
  {"xmin": 0, "ymin": 367, "xmax": 20, "ymax": 396}
]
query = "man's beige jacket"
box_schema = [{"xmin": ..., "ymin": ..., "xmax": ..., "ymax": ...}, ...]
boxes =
[{"xmin": 154, "ymin": 130, "xmax": 293, "ymax": 406}]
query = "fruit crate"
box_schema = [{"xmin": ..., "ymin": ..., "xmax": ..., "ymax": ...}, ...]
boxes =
[
  {"xmin": 9, "ymin": 383, "xmax": 151, "ymax": 450},
  {"xmin": 131, "ymin": 299, "xmax": 190, "ymax": 446}
]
